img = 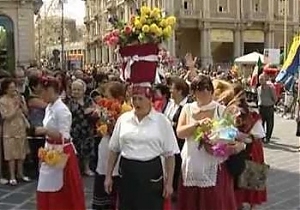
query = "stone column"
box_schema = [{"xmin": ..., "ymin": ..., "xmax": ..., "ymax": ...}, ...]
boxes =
[
  {"xmin": 102, "ymin": 47, "xmax": 107, "ymax": 64},
  {"xmin": 264, "ymin": 31, "xmax": 275, "ymax": 48},
  {"xmin": 167, "ymin": 33, "xmax": 176, "ymax": 56},
  {"xmin": 200, "ymin": 28, "xmax": 211, "ymax": 66},
  {"xmin": 234, "ymin": 30, "xmax": 242, "ymax": 58}
]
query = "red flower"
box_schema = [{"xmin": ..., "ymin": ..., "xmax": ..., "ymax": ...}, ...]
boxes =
[
  {"xmin": 97, "ymin": 98, "xmax": 107, "ymax": 107},
  {"xmin": 124, "ymin": 26, "xmax": 132, "ymax": 35}
]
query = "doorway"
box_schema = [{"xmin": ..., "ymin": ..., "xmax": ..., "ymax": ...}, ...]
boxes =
[{"xmin": 0, "ymin": 15, "xmax": 15, "ymax": 72}]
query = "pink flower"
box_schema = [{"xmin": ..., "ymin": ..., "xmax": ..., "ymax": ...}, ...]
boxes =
[
  {"xmin": 112, "ymin": 29, "xmax": 120, "ymax": 37},
  {"xmin": 124, "ymin": 26, "xmax": 132, "ymax": 35},
  {"xmin": 109, "ymin": 36, "xmax": 119, "ymax": 46}
]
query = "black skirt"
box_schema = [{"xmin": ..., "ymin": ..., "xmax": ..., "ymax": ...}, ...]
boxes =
[
  {"xmin": 92, "ymin": 173, "xmax": 120, "ymax": 210},
  {"xmin": 119, "ymin": 156, "xmax": 164, "ymax": 210}
]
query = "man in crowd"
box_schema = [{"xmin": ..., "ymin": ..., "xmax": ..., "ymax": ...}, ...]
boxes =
[{"xmin": 257, "ymin": 74, "xmax": 277, "ymax": 143}]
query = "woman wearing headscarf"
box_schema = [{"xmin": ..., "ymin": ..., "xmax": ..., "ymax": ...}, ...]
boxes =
[
  {"xmin": 104, "ymin": 83, "xmax": 180, "ymax": 210},
  {"xmin": 65, "ymin": 79, "xmax": 96, "ymax": 176}
]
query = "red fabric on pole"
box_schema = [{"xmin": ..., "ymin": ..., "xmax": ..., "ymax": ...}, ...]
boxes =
[{"xmin": 119, "ymin": 43, "xmax": 159, "ymax": 83}]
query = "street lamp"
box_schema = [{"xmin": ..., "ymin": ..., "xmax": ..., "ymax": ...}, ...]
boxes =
[
  {"xmin": 283, "ymin": 0, "xmax": 287, "ymax": 61},
  {"xmin": 60, "ymin": 0, "xmax": 65, "ymax": 71}
]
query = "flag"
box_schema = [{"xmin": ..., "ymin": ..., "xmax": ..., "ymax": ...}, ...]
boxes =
[
  {"xmin": 250, "ymin": 57, "xmax": 263, "ymax": 87},
  {"xmin": 276, "ymin": 35, "xmax": 300, "ymax": 83}
]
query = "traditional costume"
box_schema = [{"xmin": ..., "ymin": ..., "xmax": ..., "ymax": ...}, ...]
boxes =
[
  {"xmin": 36, "ymin": 98, "xmax": 85, "ymax": 210},
  {"xmin": 234, "ymin": 112, "xmax": 267, "ymax": 207},
  {"xmin": 177, "ymin": 101, "xmax": 237, "ymax": 210}
]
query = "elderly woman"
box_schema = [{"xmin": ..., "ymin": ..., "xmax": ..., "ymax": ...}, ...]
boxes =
[
  {"xmin": 0, "ymin": 78, "xmax": 30, "ymax": 185},
  {"xmin": 176, "ymin": 75, "xmax": 240, "ymax": 210},
  {"xmin": 104, "ymin": 83, "xmax": 180, "ymax": 210},
  {"xmin": 65, "ymin": 79, "xmax": 95, "ymax": 176}
]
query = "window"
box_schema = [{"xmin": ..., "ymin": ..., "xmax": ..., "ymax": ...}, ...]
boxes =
[
  {"xmin": 183, "ymin": 0, "xmax": 192, "ymax": 10},
  {"xmin": 184, "ymin": 1, "xmax": 188, "ymax": 9},
  {"xmin": 278, "ymin": 0, "xmax": 289, "ymax": 16},
  {"xmin": 253, "ymin": 0, "xmax": 261, "ymax": 12},
  {"xmin": 217, "ymin": 0, "xmax": 229, "ymax": 13}
]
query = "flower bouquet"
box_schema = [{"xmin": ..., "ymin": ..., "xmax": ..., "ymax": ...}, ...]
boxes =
[
  {"xmin": 193, "ymin": 114, "xmax": 239, "ymax": 158},
  {"xmin": 95, "ymin": 98, "xmax": 132, "ymax": 136},
  {"xmin": 38, "ymin": 147, "xmax": 69, "ymax": 169},
  {"xmin": 103, "ymin": 6, "xmax": 176, "ymax": 83}
]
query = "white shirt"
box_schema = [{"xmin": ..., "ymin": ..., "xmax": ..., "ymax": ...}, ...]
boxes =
[
  {"xmin": 164, "ymin": 97, "xmax": 188, "ymax": 122},
  {"xmin": 109, "ymin": 109, "xmax": 180, "ymax": 161},
  {"xmin": 38, "ymin": 98, "xmax": 72, "ymax": 192},
  {"xmin": 97, "ymin": 135, "xmax": 119, "ymax": 176},
  {"xmin": 250, "ymin": 119, "xmax": 266, "ymax": 139},
  {"xmin": 43, "ymin": 98, "xmax": 72, "ymax": 140}
]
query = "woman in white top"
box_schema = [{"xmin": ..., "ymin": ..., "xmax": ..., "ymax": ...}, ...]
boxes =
[
  {"xmin": 104, "ymin": 83, "xmax": 180, "ymax": 210},
  {"xmin": 33, "ymin": 76, "xmax": 85, "ymax": 210},
  {"xmin": 92, "ymin": 81, "xmax": 126, "ymax": 210},
  {"xmin": 176, "ymin": 75, "xmax": 241, "ymax": 210}
]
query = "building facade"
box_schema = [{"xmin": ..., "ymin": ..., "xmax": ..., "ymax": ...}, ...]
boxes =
[
  {"xmin": 84, "ymin": 0, "xmax": 300, "ymax": 66},
  {"xmin": 0, "ymin": 0, "xmax": 42, "ymax": 71}
]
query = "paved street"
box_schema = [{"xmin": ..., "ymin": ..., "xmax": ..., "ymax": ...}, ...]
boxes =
[{"xmin": 0, "ymin": 114, "xmax": 298, "ymax": 210}]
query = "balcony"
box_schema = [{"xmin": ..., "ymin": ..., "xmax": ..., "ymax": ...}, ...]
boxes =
[
  {"xmin": 249, "ymin": 12, "xmax": 267, "ymax": 22},
  {"xmin": 177, "ymin": 9, "xmax": 201, "ymax": 19},
  {"xmin": 211, "ymin": 11, "xmax": 236, "ymax": 20}
]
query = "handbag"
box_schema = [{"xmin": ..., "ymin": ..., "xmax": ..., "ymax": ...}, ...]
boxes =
[{"xmin": 238, "ymin": 160, "xmax": 269, "ymax": 191}]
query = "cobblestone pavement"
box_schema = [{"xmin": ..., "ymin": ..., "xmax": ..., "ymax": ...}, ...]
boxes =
[{"xmin": 0, "ymin": 114, "xmax": 298, "ymax": 210}]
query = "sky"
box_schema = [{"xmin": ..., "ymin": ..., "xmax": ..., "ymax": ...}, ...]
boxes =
[{"xmin": 43, "ymin": 0, "xmax": 85, "ymax": 25}]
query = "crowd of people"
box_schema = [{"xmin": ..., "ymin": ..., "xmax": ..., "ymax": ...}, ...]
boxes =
[{"xmin": 0, "ymin": 53, "xmax": 280, "ymax": 210}]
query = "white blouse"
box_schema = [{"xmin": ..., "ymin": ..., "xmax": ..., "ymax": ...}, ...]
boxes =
[
  {"xmin": 43, "ymin": 98, "xmax": 72, "ymax": 140},
  {"xmin": 109, "ymin": 109, "xmax": 180, "ymax": 161},
  {"xmin": 38, "ymin": 98, "xmax": 72, "ymax": 192}
]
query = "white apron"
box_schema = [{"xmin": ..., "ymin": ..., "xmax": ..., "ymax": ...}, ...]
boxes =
[{"xmin": 37, "ymin": 163, "xmax": 64, "ymax": 192}]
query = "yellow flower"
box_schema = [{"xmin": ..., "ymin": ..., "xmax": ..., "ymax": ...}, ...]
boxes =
[
  {"xmin": 140, "ymin": 15, "xmax": 147, "ymax": 24},
  {"xmin": 142, "ymin": 25, "xmax": 150, "ymax": 33},
  {"xmin": 159, "ymin": 19, "xmax": 167, "ymax": 28},
  {"xmin": 134, "ymin": 19, "xmax": 142, "ymax": 29},
  {"xmin": 45, "ymin": 150, "xmax": 58, "ymax": 166},
  {"xmin": 166, "ymin": 16, "xmax": 176, "ymax": 27},
  {"xmin": 121, "ymin": 103, "xmax": 132, "ymax": 113},
  {"xmin": 155, "ymin": 27, "xmax": 163, "ymax": 37},
  {"xmin": 150, "ymin": 7, "xmax": 161, "ymax": 19},
  {"xmin": 163, "ymin": 25, "xmax": 172, "ymax": 38},
  {"xmin": 97, "ymin": 124, "xmax": 108, "ymax": 136},
  {"xmin": 140, "ymin": 6, "xmax": 151, "ymax": 16},
  {"xmin": 150, "ymin": 23, "xmax": 159, "ymax": 33}
]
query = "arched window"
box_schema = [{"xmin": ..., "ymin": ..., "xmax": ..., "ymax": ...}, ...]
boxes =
[{"xmin": 0, "ymin": 15, "xmax": 15, "ymax": 73}]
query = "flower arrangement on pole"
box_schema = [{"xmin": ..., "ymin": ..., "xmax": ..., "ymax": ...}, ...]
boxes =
[
  {"xmin": 102, "ymin": 6, "xmax": 176, "ymax": 83},
  {"xmin": 103, "ymin": 6, "xmax": 176, "ymax": 47}
]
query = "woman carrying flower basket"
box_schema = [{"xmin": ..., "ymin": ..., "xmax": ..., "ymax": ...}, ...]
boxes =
[
  {"xmin": 93, "ymin": 81, "xmax": 130, "ymax": 210},
  {"xmin": 176, "ymin": 75, "xmax": 245, "ymax": 210},
  {"xmin": 30, "ymin": 76, "xmax": 85, "ymax": 210}
]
